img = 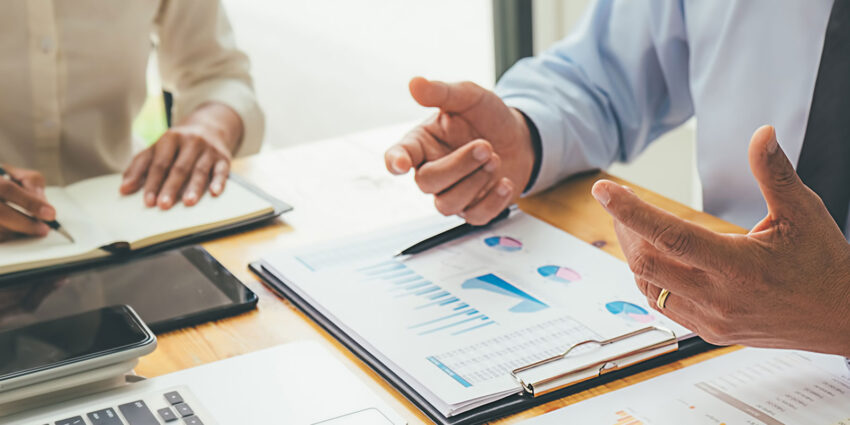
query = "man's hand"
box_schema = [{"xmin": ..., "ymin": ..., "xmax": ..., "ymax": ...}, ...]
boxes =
[
  {"xmin": 120, "ymin": 102, "xmax": 244, "ymax": 209},
  {"xmin": 591, "ymin": 125, "xmax": 850, "ymax": 356},
  {"xmin": 384, "ymin": 77, "xmax": 536, "ymax": 225},
  {"xmin": 0, "ymin": 165, "xmax": 55, "ymax": 241}
]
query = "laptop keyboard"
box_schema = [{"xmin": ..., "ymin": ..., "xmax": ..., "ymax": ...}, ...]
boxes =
[{"xmin": 40, "ymin": 387, "xmax": 214, "ymax": 425}]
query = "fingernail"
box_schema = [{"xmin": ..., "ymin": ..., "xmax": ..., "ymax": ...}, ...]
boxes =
[
  {"xmin": 592, "ymin": 185, "xmax": 611, "ymax": 206},
  {"xmin": 497, "ymin": 183, "xmax": 510, "ymax": 197},
  {"xmin": 39, "ymin": 206, "xmax": 55, "ymax": 220},
  {"xmin": 622, "ymin": 185, "xmax": 635, "ymax": 194},
  {"xmin": 159, "ymin": 195, "xmax": 171, "ymax": 208},
  {"xmin": 484, "ymin": 158, "xmax": 498, "ymax": 172},
  {"xmin": 211, "ymin": 183, "xmax": 222, "ymax": 194},
  {"xmin": 184, "ymin": 191, "xmax": 197, "ymax": 204},
  {"xmin": 458, "ymin": 212, "xmax": 467, "ymax": 219},
  {"xmin": 145, "ymin": 192, "xmax": 156, "ymax": 206},
  {"xmin": 37, "ymin": 223, "xmax": 50, "ymax": 236},
  {"xmin": 473, "ymin": 146, "xmax": 489, "ymax": 161},
  {"xmin": 766, "ymin": 133, "xmax": 779, "ymax": 155}
]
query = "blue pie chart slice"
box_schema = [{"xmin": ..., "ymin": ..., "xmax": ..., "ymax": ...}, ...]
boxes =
[
  {"xmin": 484, "ymin": 236, "xmax": 522, "ymax": 252},
  {"xmin": 537, "ymin": 265, "xmax": 581, "ymax": 283},
  {"xmin": 605, "ymin": 301, "xmax": 655, "ymax": 323}
]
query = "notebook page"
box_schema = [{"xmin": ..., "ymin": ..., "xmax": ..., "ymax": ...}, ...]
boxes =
[
  {"xmin": 65, "ymin": 174, "xmax": 273, "ymax": 248},
  {"xmin": 0, "ymin": 187, "xmax": 113, "ymax": 273}
]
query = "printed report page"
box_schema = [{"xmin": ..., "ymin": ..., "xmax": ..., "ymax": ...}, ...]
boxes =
[
  {"xmin": 521, "ymin": 347, "xmax": 850, "ymax": 425},
  {"xmin": 264, "ymin": 213, "xmax": 691, "ymax": 415}
]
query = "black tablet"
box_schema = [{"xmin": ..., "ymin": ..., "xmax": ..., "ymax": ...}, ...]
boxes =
[{"xmin": 0, "ymin": 246, "xmax": 257, "ymax": 333}]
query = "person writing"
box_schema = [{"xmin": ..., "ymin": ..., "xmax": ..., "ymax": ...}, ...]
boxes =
[
  {"xmin": 0, "ymin": 0, "xmax": 263, "ymax": 241},
  {"xmin": 385, "ymin": 0, "xmax": 850, "ymax": 356}
]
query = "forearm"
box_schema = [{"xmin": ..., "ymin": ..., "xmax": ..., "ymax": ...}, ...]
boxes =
[
  {"xmin": 495, "ymin": 0, "xmax": 695, "ymax": 194},
  {"xmin": 156, "ymin": 0, "xmax": 264, "ymax": 157}
]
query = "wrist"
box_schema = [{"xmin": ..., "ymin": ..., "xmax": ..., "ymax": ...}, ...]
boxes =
[
  {"xmin": 179, "ymin": 102, "xmax": 244, "ymax": 155},
  {"xmin": 509, "ymin": 107, "xmax": 540, "ymax": 194}
]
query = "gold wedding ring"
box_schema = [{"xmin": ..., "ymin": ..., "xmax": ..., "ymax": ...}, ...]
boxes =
[{"xmin": 656, "ymin": 288, "xmax": 671, "ymax": 310}]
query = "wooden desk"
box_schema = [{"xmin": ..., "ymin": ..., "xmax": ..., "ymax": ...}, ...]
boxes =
[{"xmin": 135, "ymin": 145, "xmax": 746, "ymax": 424}]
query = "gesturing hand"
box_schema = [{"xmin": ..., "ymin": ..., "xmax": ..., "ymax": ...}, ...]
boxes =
[
  {"xmin": 384, "ymin": 77, "xmax": 536, "ymax": 225},
  {"xmin": 0, "ymin": 165, "xmax": 55, "ymax": 241},
  {"xmin": 120, "ymin": 103, "xmax": 244, "ymax": 209},
  {"xmin": 592, "ymin": 125, "xmax": 850, "ymax": 356}
]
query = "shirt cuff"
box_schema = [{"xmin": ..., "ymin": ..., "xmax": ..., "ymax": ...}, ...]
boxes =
[
  {"xmin": 173, "ymin": 79, "xmax": 265, "ymax": 158},
  {"xmin": 501, "ymin": 95, "xmax": 568, "ymax": 195}
]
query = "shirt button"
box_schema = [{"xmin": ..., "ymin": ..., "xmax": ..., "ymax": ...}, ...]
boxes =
[{"xmin": 40, "ymin": 37, "xmax": 53, "ymax": 53}]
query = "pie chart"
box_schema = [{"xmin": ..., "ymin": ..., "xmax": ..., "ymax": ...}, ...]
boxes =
[
  {"xmin": 484, "ymin": 236, "xmax": 523, "ymax": 252},
  {"xmin": 537, "ymin": 265, "xmax": 581, "ymax": 283},
  {"xmin": 605, "ymin": 301, "xmax": 655, "ymax": 324}
]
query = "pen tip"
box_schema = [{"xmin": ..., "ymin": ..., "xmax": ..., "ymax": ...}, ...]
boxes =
[{"xmin": 58, "ymin": 228, "xmax": 75, "ymax": 243}]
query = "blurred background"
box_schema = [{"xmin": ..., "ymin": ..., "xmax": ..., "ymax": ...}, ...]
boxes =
[{"xmin": 134, "ymin": 0, "xmax": 701, "ymax": 210}]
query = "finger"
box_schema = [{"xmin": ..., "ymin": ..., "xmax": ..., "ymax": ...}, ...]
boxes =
[
  {"xmin": 183, "ymin": 152, "xmax": 216, "ymax": 206},
  {"xmin": 592, "ymin": 180, "xmax": 734, "ymax": 271},
  {"xmin": 6, "ymin": 166, "xmax": 46, "ymax": 199},
  {"xmin": 143, "ymin": 133, "xmax": 179, "ymax": 207},
  {"xmin": 0, "ymin": 203, "xmax": 49, "ymax": 236},
  {"xmin": 640, "ymin": 279, "xmax": 702, "ymax": 334},
  {"xmin": 747, "ymin": 125, "xmax": 821, "ymax": 222},
  {"xmin": 209, "ymin": 159, "xmax": 229, "ymax": 196},
  {"xmin": 614, "ymin": 220, "xmax": 709, "ymax": 298},
  {"xmin": 409, "ymin": 77, "xmax": 485, "ymax": 113},
  {"xmin": 157, "ymin": 140, "xmax": 205, "ymax": 210},
  {"xmin": 415, "ymin": 139, "xmax": 494, "ymax": 194},
  {"xmin": 433, "ymin": 155, "xmax": 500, "ymax": 216},
  {"xmin": 385, "ymin": 126, "xmax": 431, "ymax": 175},
  {"xmin": 462, "ymin": 178, "xmax": 514, "ymax": 225},
  {"xmin": 0, "ymin": 228, "xmax": 16, "ymax": 242},
  {"xmin": 0, "ymin": 180, "xmax": 55, "ymax": 221},
  {"xmin": 121, "ymin": 149, "xmax": 153, "ymax": 195}
]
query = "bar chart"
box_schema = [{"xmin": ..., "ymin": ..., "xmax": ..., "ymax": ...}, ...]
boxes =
[{"xmin": 357, "ymin": 260, "xmax": 497, "ymax": 337}]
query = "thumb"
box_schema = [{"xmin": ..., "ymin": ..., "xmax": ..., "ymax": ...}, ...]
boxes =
[
  {"xmin": 408, "ymin": 77, "xmax": 485, "ymax": 113},
  {"xmin": 748, "ymin": 125, "xmax": 810, "ymax": 220}
]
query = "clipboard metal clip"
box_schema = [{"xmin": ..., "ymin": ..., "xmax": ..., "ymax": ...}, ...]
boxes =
[{"xmin": 510, "ymin": 326, "xmax": 678, "ymax": 397}]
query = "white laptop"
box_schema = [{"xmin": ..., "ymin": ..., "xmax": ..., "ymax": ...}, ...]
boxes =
[{"xmin": 2, "ymin": 342, "xmax": 406, "ymax": 425}]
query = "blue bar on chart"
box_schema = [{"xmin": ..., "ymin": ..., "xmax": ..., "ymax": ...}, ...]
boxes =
[{"xmin": 355, "ymin": 260, "xmax": 497, "ymax": 337}]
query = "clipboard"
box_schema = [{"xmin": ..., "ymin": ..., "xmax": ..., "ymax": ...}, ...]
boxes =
[
  {"xmin": 250, "ymin": 259, "xmax": 718, "ymax": 425},
  {"xmin": 0, "ymin": 175, "xmax": 292, "ymax": 283}
]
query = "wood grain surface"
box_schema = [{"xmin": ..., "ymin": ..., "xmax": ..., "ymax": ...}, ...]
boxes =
[{"xmin": 135, "ymin": 150, "xmax": 747, "ymax": 424}]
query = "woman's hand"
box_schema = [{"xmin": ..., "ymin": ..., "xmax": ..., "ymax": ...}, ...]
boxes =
[{"xmin": 120, "ymin": 102, "xmax": 244, "ymax": 209}]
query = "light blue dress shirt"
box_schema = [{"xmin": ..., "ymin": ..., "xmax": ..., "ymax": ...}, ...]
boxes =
[{"xmin": 496, "ymin": 0, "xmax": 841, "ymax": 231}]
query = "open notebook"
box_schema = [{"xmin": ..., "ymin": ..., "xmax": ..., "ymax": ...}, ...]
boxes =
[{"xmin": 0, "ymin": 174, "xmax": 280, "ymax": 275}]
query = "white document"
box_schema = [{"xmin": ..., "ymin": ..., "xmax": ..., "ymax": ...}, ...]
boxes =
[
  {"xmin": 262, "ymin": 212, "xmax": 692, "ymax": 416},
  {"xmin": 521, "ymin": 347, "xmax": 850, "ymax": 425}
]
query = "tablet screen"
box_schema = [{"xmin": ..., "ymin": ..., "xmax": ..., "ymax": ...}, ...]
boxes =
[{"xmin": 0, "ymin": 246, "xmax": 256, "ymax": 333}]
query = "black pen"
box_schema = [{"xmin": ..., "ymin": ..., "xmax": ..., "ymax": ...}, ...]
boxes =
[
  {"xmin": 0, "ymin": 166, "xmax": 74, "ymax": 242},
  {"xmin": 395, "ymin": 206, "xmax": 515, "ymax": 257}
]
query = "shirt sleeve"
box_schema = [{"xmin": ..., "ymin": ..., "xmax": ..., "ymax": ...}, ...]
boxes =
[
  {"xmin": 496, "ymin": 0, "xmax": 694, "ymax": 194},
  {"xmin": 154, "ymin": 0, "xmax": 264, "ymax": 157}
]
